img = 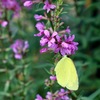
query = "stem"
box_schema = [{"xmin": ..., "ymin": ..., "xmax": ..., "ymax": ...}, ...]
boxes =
[
  {"xmin": 50, "ymin": 18, "xmax": 54, "ymax": 31},
  {"xmin": 21, "ymin": 55, "xmax": 30, "ymax": 99},
  {"xmin": 50, "ymin": 85, "xmax": 53, "ymax": 93},
  {"xmin": 47, "ymin": 12, "xmax": 54, "ymax": 31},
  {"xmin": 21, "ymin": 59, "xmax": 26, "ymax": 100},
  {"xmin": 54, "ymin": 0, "xmax": 63, "ymax": 31},
  {"xmin": 5, "ymin": 9, "xmax": 12, "ymax": 43}
]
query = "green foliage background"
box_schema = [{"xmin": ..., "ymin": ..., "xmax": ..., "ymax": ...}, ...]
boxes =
[{"xmin": 0, "ymin": 0, "xmax": 100, "ymax": 100}]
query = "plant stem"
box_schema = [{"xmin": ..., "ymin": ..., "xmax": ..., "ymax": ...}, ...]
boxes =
[
  {"xmin": 5, "ymin": 9, "xmax": 12, "ymax": 43},
  {"xmin": 47, "ymin": 12, "xmax": 54, "ymax": 31}
]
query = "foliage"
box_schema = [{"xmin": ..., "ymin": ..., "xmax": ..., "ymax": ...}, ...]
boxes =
[{"xmin": 0, "ymin": 0, "xmax": 100, "ymax": 100}]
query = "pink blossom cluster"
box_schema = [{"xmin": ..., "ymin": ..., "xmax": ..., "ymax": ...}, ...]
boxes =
[
  {"xmin": 35, "ymin": 88, "xmax": 70, "ymax": 100},
  {"xmin": 10, "ymin": 39, "xmax": 29, "ymax": 59},
  {"xmin": 1, "ymin": 0, "xmax": 20, "ymax": 13},
  {"xmin": 33, "ymin": 0, "xmax": 78, "ymax": 56},
  {"xmin": 0, "ymin": 0, "xmax": 21, "ymax": 27},
  {"xmin": 24, "ymin": 0, "xmax": 56, "ymax": 13}
]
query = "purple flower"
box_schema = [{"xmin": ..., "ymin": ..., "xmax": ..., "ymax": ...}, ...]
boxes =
[
  {"xmin": 23, "ymin": 0, "xmax": 40, "ymax": 7},
  {"xmin": 64, "ymin": 35, "xmax": 78, "ymax": 55},
  {"xmin": 40, "ymin": 37, "xmax": 48, "ymax": 46},
  {"xmin": 39, "ymin": 31, "xmax": 58, "ymax": 54},
  {"xmin": 2, "ymin": 0, "xmax": 20, "ymax": 13},
  {"xmin": 23, "ymin": 1, "xmax": 33, "ymax": 7},
  {"xmin": 40, "ymin": 31, "xmax": 57, "ymax": 48},
  {"xmin": 44, "ymin": 30, "xmax": 50, "ymax": 37},
  {"xmin": 66, "ymin": 26, "xmax": 71, "ymax": 34},
  {"xmin": 40, "ymin": 48, "xmax": 48, "ymax": 53},
  {"xmin": 46, "ymin": 92, "xmax": 53, "ymax": 100},
  {"xmin": 43, "ymin": 0, "xmax": 56, "ymax": 13},
  {"xmin": 56, "ymin": 89, "xmax": 69, "ymax": 100},
  {"xmin": 35, "ymin": 94, "xmax": 43, "ymax": 100},
  {"xmin": 10, "ymin": 39, "xmax": 29, "ymax": 59},
  {"xmin": 34, "ymin": 22, "xmax": 45, "ymax": 37},
  {"xmin": 34, "ymin": 14, "xmax": 43, "ymax": 21},
  {"xmin": 51, "ymin": 34, "xmax": 78, "ymax": 56},
  {"xmin": 48, "ymin": 32, "xmax": 58, "ymax": 47},
  {"xmin": 50, "ymin": 75, "xmax": 56, "ymax": 81},
  {"xmin": 1, "ymin": 21, "xmax": 8, "ymax": 27},
  {"xmin": 36, "ymin": 22, "xmax": 45, "ymax": 32},
  {"xmin": 36, "ymin": 26, "xmax": 78, "ymax": 56},
  {"xmin": 35, "ymin": 89, "xmax": 70, "ymax": 100}
]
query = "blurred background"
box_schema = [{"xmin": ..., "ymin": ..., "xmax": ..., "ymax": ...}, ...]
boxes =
[{"xmin": 0, "ymin": 0, "xmax": 100, "ymax": 100}]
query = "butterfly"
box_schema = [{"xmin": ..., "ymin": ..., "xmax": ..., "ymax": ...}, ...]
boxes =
[{"xmin": 55, "ymin": 56, "xmax": 79, "ymax": 91}]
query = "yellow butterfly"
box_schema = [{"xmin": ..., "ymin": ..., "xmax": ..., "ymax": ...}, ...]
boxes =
[{"xmin": 55, "ymin": 56, "xmax": 79, "ymax": 91}]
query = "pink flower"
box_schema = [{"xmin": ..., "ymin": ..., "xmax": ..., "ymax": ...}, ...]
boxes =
[
  {"xmin": 34, "ymin": 22, "xmax": 45, "ymax": 37},
  {"xmin": 23, "ymin": 0, "xmax": 41, "ymax": 7},
  {"xmin": 1, "ymin": 21, "xmax": 8, "ymax": 27},
  {"xmin": 36, "ymin": 22, "xmax": 45, "ymax": 32},
  {"xmin": 51, "ymin": 34, "xmax": 78, "ymax": 56},
  {"xmin": 10, "ymin": 39, "xmax": 29, "ymax": 59},
  {"xmin": 66, "ymin": 26, "xmax": 71, "ymax": 34},
  {"xmin": 57, "ymin": 89, "xmax": 69, "ymax": 100},
  {"xmin": 40, "ymin": 48, "xmax": 48, "ymax": 53},
  {"xmin": 40, "ymin": 37, "xmax": 48, "ymax": 46},
  {"xmin": 23, "ymin": 1, "xmax": 33, "ymax": 7},
  {"xmin": 39, "ymin": 31, "xmax": 58, "ymax": 53},
  {"xmin": 44, "ymin": 30, "xmax": 50, "ymax": 37},
  {"xmin": 34, "ymin": 14, "xmax": 43, "ymax": 21},
  {"xmin": 43, "ymin": 0, "xmax": 56, "ymax": 13},
  {"xmin": 40, "ymin": 31, "xmax": 57, "ymax": 48},
  {"xmin": 46, "ymin": 92, "xmax": 53, "ymax": 100},
  {"xmin": 2, "ymin": 0, "xmax": 20, "ymax": 12},
  {"xmin": 35, "ymin": 94, "xmax": 43, "ymax": 100},
  {"xmin": 35, "ymin": 89, "xmax": 69, "ymax": 100},
  {"xmin": 50, "ymin": 76, "xmax": 56, "ymax": 81}
]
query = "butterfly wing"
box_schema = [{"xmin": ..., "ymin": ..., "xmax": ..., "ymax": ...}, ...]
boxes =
[{"xmin": 55, "ymin": 56, "xmax": 79, "ymax": 90}]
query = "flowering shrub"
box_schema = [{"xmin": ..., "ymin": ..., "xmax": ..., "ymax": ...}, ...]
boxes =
[
  {"xmin": 33, "ymin": 0, "xmax": 79, "ymax": 98},
  {"xmin": 0, "ymin": 0, "xmax": 100, "ymax": 100},
  {"xmin": 34, "ymin": 1, "xmax": 78, "ymax": 56}
]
